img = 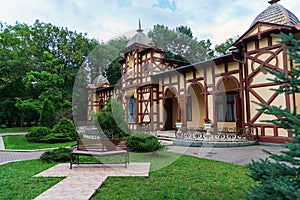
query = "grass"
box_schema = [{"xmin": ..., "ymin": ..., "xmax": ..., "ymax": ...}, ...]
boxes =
[
  {"xmin": 91, "ymin": 151, "xmax": 254, "ymax": 200},
  {"xmin": 0, "ymin": 159, "xmax": 63, "ymax": 200},
  {"xmin": 3, "ymin": 135, "xmax": 76, "ymax": 150},
  {"xmin": 0, "ymin": 127, "xmax": 30, "ymax": 134},
  {"xmin": 0, "ymin": 150, "xmax": 255, "ymax": 200}
]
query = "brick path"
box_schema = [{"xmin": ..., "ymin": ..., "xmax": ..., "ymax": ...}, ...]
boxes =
[
  {"xmin": 0, "ymin": 150, "xmax": 44, "ymax": 165},
  {"xmin": 0, "ymin": 133, "xmax": 45, "ymax": 165},
  {"xmin": 34, "ymin": 163, "xmax": 151, "ymax": 200}
]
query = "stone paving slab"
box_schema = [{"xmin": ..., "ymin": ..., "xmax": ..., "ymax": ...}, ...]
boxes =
[
  {"xmin": 0, "ymin": 136, "xmax": 5, "ymax": 150},
  {"xmin": 167, "ymin": 144, "xmax": 285, "ymax": 165},
  {"xmin": 0, "ymin": 150, "xmax": 44, "ymax": 165},
  {"xmin": 34, "ymin": 162, "xmax": 151, "ymax": 200}
]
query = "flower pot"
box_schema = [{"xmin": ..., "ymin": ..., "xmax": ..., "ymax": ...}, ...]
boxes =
[
  {"xmin": 175, "ymin": 122, "xmax": 183, "ymax": 128},
  {"xmin": 203, "ymin": 123, "xmax": 212, "ymax": 130}
]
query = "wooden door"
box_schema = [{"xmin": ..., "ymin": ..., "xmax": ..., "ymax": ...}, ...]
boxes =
[{"xmin": 164, "ymin": 98, "xmax": 173, "ymax": 130}]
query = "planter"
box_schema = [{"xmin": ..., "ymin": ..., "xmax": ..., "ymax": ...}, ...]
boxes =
[
  {"xmin": 203, "ymin": 123, "xmax": 212, "ymax": 130},
  {"xmin": 175, "ymin": 122, "xmax": 183, "ymax": 128}
]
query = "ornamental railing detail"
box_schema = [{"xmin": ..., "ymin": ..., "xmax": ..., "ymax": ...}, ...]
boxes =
[{"xmin": 175, "ymin": 127, "xmax": 256, "ymax": 142}]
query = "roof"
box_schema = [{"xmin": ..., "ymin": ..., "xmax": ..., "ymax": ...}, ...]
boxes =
[
  {"xmin": 122, "ymin": 20, "xmax": 154, "ymax": 53},
  {"xmin": 125, "ymin": 29, "xmax": 153, "ymax": 48},
  {"xmin": 251, "ymin": 0, "xmax": 299, "ymax": 27},
  {"xmin": 93, "ymin": 74, "xmax": 110, "ymax": 86}
]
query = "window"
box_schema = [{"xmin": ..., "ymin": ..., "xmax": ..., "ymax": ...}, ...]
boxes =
[
  {"xmin": 216, "ymin": 92, "xmax": 238, "ymax": 122},
  {"xmin": 186, "ymin": 96, "xmax": 192, "ymax": 121},
  {"xmin": 128, "ymin": 96, "xmax": 136, "ymax": 123},
  {"xmin": 143, "ymin": 63, "xmax": 149, "ymax": 72}
]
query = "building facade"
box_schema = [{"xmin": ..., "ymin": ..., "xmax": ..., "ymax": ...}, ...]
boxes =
[{"xmin": 87, "ymin": 0, "xmax": 300, "ymax": 143}]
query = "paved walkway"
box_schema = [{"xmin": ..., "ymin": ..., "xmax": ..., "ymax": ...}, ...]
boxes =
[
  {"xmin": 34, "ymin": 162, "xmax": 151, "ymax": 200},
  {"xmin": 167, "ymin": 144, "xmax": 285, "ymax": 165},
  {"xmin": 0, "ymin": 133, "xmax": 45, "ymax": 165}
]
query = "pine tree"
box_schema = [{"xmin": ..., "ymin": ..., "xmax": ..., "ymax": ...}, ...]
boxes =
[
  {"xmin": 39, "ymin": 99, "xmax": 56, "ymax": 128},
  {"xmin": 246, "ymin": 33, "xmax": 300, "ymax": 199}
]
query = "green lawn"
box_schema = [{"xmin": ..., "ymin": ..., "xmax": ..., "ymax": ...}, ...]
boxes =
[
  {"xmin": 0, "ymin": 159, "xmax": 63, "ymax": 200},
  {"xmin": 0, "ymin": 151, "xmax": 254, "ymax": 200},
  {"xmin": 0, "ymin": 127, "xmax": 30, "ymax": 134},
  {"xmin": 3, "ymin": 135, "xmax": 76, "ymax": 150},
  {"xmin": 93, "ymin": 151, "xmax": 254, "ymax": 200}
]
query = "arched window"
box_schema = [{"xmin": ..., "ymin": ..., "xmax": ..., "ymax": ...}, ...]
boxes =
[
  {"xmin": 186, "ymin": 96, "xmax": 192, "ymax": 121},
  {"xmin": 128, "ymin": 96, "xmax": 136, "ymax": 123},
  {"xmin": 216, "ymin": 92, "xmax": 238, "ymax": 122},
  {"xmin": 216, "ymin": 78, "xmax": 240, "ymax": 122}
]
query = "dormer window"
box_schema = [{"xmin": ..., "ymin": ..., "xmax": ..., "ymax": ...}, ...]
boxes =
[
  {"xmin": 129, "ymin": 55, "xmax": 134, "ymax": 69},
  {"xmin": 143, "ymin": 63, "xmax": 149, "ymax": 72}
]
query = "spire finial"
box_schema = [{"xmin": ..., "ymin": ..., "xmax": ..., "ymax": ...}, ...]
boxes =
[
  {"xmin": 268, "ymin": 0, "xmax": 280, "ymax": 5},
  {"xmin": 137, "ymin": 18, "xmax": 143, "ymax": 32}
]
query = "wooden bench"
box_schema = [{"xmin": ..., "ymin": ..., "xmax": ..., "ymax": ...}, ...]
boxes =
[{"xmin": 70, "ymin": 138, "xmax": 129, "ymax": 169}]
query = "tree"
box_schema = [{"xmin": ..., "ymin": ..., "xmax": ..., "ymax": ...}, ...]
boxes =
[
  {"xmin": 39, "ymin": 99, "xmax": 56, "ymax": 128},
  {"xmin": 214, "ymin": 36, "xmax": 239, "ymax": 56},
  {"xmin": 246, "ymin": 33, "xmax": 300, "ymax": 199},
  {"xmin": 0, "ymin": 20, "xmax": 97, "ymax": 126},
  {"xmin": 106, "ymin": 56, "xmax": 123, "ymax": 85},
  {"xmin": 87, "ymin": 36, "xmax": 128, "ymax": 83},
  {"xmin": 176, "ymin": 25, "xmax": 193, "ymax": 38},
  {"xmin": 96, "ymin": 99, "xmax": 128, "ymax": 138},
  {"xmin": 148, "ymin": 24, "xmax": 213, "ymax": 63}
]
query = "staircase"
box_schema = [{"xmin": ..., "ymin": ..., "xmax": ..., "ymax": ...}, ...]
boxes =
[{"xmin": 156, "ymin": 130, "xmax": 175, "ymax": 146}]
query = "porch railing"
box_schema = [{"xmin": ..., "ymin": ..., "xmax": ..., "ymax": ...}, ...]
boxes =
[{"xmin": 175, "ymin": 127, "xmax": 256, "ymax": 142}]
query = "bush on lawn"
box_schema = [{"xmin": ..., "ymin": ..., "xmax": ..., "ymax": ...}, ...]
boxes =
[
  {"xmin": 40, "ymin": 148, "xmax": 71, "ymax": 163},
  {"xmin": 40, "ymin": 118, "xmax": 78, "ymax": 143},
  {"xmin": 25, "ymin": 126, "xmax": 51, "ymax": 142},
  {"xmin": 96, "ymin": 99, "xmax": 129, "ymax": 138},
  {"xmin": 128, "ymin": 132, "xmax": 163, "ymax": 152}
]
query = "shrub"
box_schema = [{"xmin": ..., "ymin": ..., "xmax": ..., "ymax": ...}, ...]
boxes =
[
  {"xmin": 40, "ymin": 148, "xmax": 71, "ymax": 163},
  {"xmin": 96, "ymin": 99, "xmax": 129, "ymax": 138},
  {"xmin": 40, "ymin": 118, "xmax": 78, "ymax": 143},
  {"xmin": 25, "ymin": 126, "xmax": 51, "ymax": 142},
  {"xmin": 39, "ymin": 99, "xmax": 56, "ymax": 128},
  {"xmin": 0, "ymin": 124, "xmax": 7, "ymax": 129},
  {"xmin": 128, "ymin": 132, "xmax": 163, "ymax": 152}
]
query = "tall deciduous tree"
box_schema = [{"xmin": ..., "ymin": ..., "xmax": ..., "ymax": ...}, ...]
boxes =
[
  {"xmin": 148, "ymin": 24, "xmax": 213, "ymax": 63},
  {"xmin": 246, "ymin": 33, "xmax": 300, "ymax": 199},
  {"xmin": 0, "ymin": 20, "xmax": 97, "ymax": 127},
  {"xmin": 214, "ymin": 36, "xmax": 239, "ymax": 56}
]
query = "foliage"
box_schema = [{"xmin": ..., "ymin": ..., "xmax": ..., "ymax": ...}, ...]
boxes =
[
  {"xmin": 176, "ymin": 25, "xmax": 193, "ymax": 38},
  {"xmin": 96, "ymin": 99, "xmax": 128, "ymax": 138},
  {"xmin": 39, "ymin": 99, "xmax": 56, "ymax": 128},
  {"xmin": 0, "ymin": 159, "xmax": 62, "ymax": 200},
  {"xmin": 214, "ymin": 35, "xmax": 239, "ymax": 56},
  {"xmin": 128, "ymin": 132, "xmax": 163, "ymax": 152},
  {"xmin": 3, "ymin": 135, "xmax": 75, "ymax": 150},
  {"xmin": 148, "ymin": 24, "xmax": 214, "ymax": 63},
  {"xmin": 246, "ymin": 33, "xmax": 300, "ymax": 200},
  {"xmin": 40, "ymin": 148, "xmax": 71, "ymax": 163},
  {"xmin": 25, "ymin": 126, "xmax": 51, "ymax": 143},
  {"xmin": 0, "ymin": 20, "xmax": 98, "ymax": 127},
  {"xmin": 40, "ymin": 118, "xmax": 78, "ymax": 143},
  {"xmin": 86, "ymin": 37, "xmax": 128, "ymax": 83},
  {"xmin": 105, "ymin": 56, "xmax": 123, "ymax": 85}
]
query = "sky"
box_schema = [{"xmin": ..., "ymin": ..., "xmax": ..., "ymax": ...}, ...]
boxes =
[{"xmin": 0, "ymin": 0, "xmax": 300, "ymax": 46}]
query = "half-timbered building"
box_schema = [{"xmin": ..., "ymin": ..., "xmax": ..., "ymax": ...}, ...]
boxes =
[{"xmin": 87, "ymin": 0, "xmax": 300, "ymax": 143}]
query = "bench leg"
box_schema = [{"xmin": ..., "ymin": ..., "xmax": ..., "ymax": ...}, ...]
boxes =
[
  {"xmin": 70, "ymin": 154, "xmax": 73, "ymax": 169},
  {"xmin": 125, "ymin": 152, "xmax": 129, "ymax": 168}
]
